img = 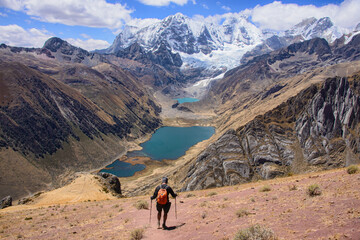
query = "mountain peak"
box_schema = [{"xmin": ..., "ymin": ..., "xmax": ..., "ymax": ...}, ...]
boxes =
[{"xmin": 43, "ymin": 37, "xmax": 68, "ymax": 52}]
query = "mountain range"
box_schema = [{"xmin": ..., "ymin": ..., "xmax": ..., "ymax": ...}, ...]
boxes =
[
  {"xmin": 1, "ymin": 12, "xmax": 360, "ymax": 201},
  {"xmin": 104, "ymin": 13, "xmax": 353, "ymax": 77}
]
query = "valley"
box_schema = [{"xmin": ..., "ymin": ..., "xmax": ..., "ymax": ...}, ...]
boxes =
[
  {"xmin": 1, "ymin": 3, "xmax": 360, "ymax": 239},
  {"xmin": 0, "ymin": 11, "xmax": 360, "ymax": 233}
]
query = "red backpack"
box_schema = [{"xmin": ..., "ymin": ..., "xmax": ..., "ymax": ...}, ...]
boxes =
[{"xmin": 157, "ymin": 187, "xmax": 168, "ymax": 205}]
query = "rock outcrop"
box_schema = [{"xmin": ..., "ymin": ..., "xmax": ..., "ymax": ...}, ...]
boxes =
[
  {"xmin": 97, "ymin": 172, "xmax": 121, "ymax": 195},
  {"xmin": 183, "ymin": 74, "xmax": 360, "ymax": 191},
  {"xmin": 43, "ymin": 37, "xmax": 107, "ymax": 66},
  {"xmin": 0, "ymin": 196, "xmax": 12, "ymax": 209}
]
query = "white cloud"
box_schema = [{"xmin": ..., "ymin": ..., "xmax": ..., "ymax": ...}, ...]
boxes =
[
  {"xmin": 66, "ymin": 38, "xmax": 110, "ymax": 51},
  {"xmin": 127, "ymin": 18, "xmax": 161, "ymax": 28},
  {"xmin": 251, "ymin": 0, "xmax": 360, "ymax": 31},
  {"xmin": 0, "ymin": 0, "xmax": 23, "ymax": 11},
  {"xmin": 0, "ymin": 12, "xmax": 7, "ymax": 17},
  {"xmin": 137, "ymin": 0, "xmax": 192, "ymax": 6},
  {"xmin": 0, "ymin": 24, "xmax": 52, "ymax": 48},
  {"xmin": 0, "ymin": 0, "xmax": 132, "ymax": 30},
  {"xmin": 202, "ymin": 4, "xmax": 209, "ymax": 10},
  {"xmin": 222, "ymin": 5, "xmax": 231, "ymax": 11},
  {"xmin": 0, "ymin": 24, "xmax": 110, "ymax": 51},
  {"xmin": 80, "ymin": 33, "xmax": 91, "ymax": 39}
]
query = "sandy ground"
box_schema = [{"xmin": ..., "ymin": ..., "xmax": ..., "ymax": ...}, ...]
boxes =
[
  {"xmin": 1, "ymin": 166, "xmax": 360, "ymax": 240},
  {"xmin": 153, "ymin": 91, "xmax": 215, "ymax": 127}
]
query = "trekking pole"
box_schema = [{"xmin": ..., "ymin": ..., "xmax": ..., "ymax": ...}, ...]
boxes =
[
  {"xmin": 175, "ymin": 197, "xmax": 177, "ymax": 219},
  {"xmin": 149, "ymin": 199, "xmax": 152, "ymax": 224}
]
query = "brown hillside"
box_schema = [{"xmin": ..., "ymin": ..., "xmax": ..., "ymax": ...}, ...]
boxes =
[{"xmin": 1, "ymin": 167, "xmax": 359, "ymax": 239}]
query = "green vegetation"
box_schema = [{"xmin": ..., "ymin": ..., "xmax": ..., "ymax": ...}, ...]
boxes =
[
  {"xmin": 307, "ymin": 184, "xmax": 322, "ymax": 197},
  {"xmin": 260, "ymin": 185, "xmax": 271, "ymax": 192},
  {"xmin": 130, "ymin": 228, "xmax": 144, "ymax": 240},
  {"xmin": 134, "ymin": 200, "xmax": 149, "ymax": 210},
  {"xmin": 233, "ymin": 224, "xmax": 278, "ymax": 240},
  {"xmin": 24, "ymin": 217, "xmax": 32, "ymax": 220},
  {"xmin": 236, "ymin": 209, "xmax": 250, "ymax": 218},
  {"xmin": 347, "ymin": 165, "xmax": 359, "ymax": 174}
]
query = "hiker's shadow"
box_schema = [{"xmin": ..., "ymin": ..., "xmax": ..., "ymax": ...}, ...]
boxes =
[{"xmin": 164, "ymin": 223, "xmax": 186, "ymax": 231}]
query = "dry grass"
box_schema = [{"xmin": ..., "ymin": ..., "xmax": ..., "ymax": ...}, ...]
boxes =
[
  {"xmin": 288, "ymin": 184, "xmax": 297, "ymax": 191},
  {"xmin": 236, "ymin": 209, "xmax": 250, "ymax": 218},
  {"xmin": 134, "ymin": 200, "xmax": 149, "ymax": 210},
  {"xmin": 260, "ymin": 185, "xmax": 271, "ymax": 192},
  {"xmin": 185, "ymin": 193, "xmax": 196, "ymax": 198},
  {"xmin": 307, "ymin": 184, "xmax": 322, "ymax": 197},
  {"xmin": 347, "ymin": 165, "xmax": 359, "ymax": 174},
  {"xmin": 207, "ymin": 191, "xmax": 218, "ymax": 197},
  {"xmin": 234, "ymin": 224, "xmax": 278, "ymax": 240},
  {"xmin": 130, "ymin": 228, "xmax": 144, "ymax": 240}
]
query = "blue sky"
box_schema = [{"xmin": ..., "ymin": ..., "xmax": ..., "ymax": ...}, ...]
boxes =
[{"xmin": 0, "ymin": 0, "xmax": 359, "ymax": 50}]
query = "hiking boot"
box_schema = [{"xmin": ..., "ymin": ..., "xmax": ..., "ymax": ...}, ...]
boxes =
[{"xmin": 162, "ymin": 224, "xmax": 168, "ymax": 230}]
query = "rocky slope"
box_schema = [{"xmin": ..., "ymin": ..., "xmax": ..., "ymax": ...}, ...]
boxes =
[
  {"xmin": 207, "ymin": 35, "xmax": 360, "ymax": 109},
  {"xmin": 0, "ymin": 43, "xmax": 162, "ymax": 200},
  {"xmin": 183, "ymin": 73, "xmax": 360, "ymax": 191},
  {"xmin": 1, "ymin": 37, "xmax": 187, "ymax": 91},
  {"xmin": 113, "ymin": 42, "xmax": 185, "ymax": 88}
]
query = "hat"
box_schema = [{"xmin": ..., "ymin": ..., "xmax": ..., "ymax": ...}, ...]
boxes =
[{"xmin": 162, "ymin": 177, "xmax": 168, "ymax": 184}]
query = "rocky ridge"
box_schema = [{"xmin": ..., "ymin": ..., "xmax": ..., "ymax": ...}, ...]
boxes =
[
  {"xmin": 105, "ymin": 14, "xmax": 349, "ymax": 78},
  {"xmin": 208, "ymin": 35, "xmax": 360, "ymax": 108},
  {"xmin": 241, "ymin": 17, "xmax": 347, "ymax": 64},
  {"xmin": 183, "ymin": 74, "xmax": 360, "ymax": 191}
]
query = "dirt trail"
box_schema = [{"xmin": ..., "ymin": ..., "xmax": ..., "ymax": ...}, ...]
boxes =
[{"xmin": 1, "ymin": 167, "xmax": 360, "ymax": 239}]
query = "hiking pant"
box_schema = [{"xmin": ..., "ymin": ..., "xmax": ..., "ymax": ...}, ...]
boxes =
[{"xmin": 156, "ymin": 202, "xmax": 171, "ymax": 214}]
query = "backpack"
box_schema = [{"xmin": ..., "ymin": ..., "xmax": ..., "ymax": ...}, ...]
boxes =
[{"xmin": 157, "ymin": 186, "xmax": 168, "ymax": 205}]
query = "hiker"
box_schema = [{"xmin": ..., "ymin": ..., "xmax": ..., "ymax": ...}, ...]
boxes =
[{"xmin": 150, "ymin": 177, "xmax": 177, "ymax": 229}]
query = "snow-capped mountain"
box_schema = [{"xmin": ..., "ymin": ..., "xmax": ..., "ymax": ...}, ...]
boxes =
[
  {"xmin": 106, "ymin": 13, "xmax": 350, "ymax": 78},
  {"xmin": 106, "ymin": 13, "xmax": 264, "ymax": 72},
  {"xmin": 107, "ymin": 13, "xmax": 263, "ymax": 55},
  {"xmin": 284, "ymin": 17, "xmax": 346, "ymax": 43},
  {"xmin": 241, "ymin": 17, "xmax": 350, "ymax": 64}
]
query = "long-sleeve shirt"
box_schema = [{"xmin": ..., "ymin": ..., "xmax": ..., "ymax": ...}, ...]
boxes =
[{"xmin": 151, "ymin": 184, "xmax": 177, "ymax": 202}]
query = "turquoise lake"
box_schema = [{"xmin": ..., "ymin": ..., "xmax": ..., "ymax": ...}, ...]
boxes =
[
  {"xmin": 100, "ymin": 126, "xmax": 215, "ymax": 177},
  {"xmin": 99, "ymin": 161, "xmax": 146, "ymax": 177},
  {"xmin": 175, "ymin": 97, "xmax": 199, "ymax": 104}
]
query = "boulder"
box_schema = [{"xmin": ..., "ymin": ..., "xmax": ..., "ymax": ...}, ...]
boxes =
[
  {"xmin": 260, "ymin": 163, "xmax": 284, "ymax": 179},
  {"xmin": 97, "ymin": 172, "xmax": 121, "ymax": 195},
  {"xmin": 0, "ymin": 196, "xmax": 12, "ymax": 209}
]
